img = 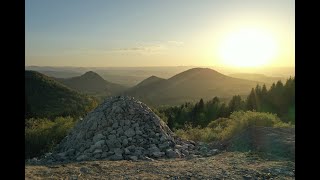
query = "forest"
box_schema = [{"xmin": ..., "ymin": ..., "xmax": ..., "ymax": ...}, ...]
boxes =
[{"xmin": 158, "ymin": 77, "xmax": 295, "ymax": 130}]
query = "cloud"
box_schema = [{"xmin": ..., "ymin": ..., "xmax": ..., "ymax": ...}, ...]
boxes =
[
  {"xmin": 113, "ymin": 43, "xmax": 168, "ymax": 55},
  {"xmin": 66, "ymin": 40, "xmax": 184, "ymax": 56},
  {"xmin": 167, "ymin": 41, "xmax": 184, "ymax": 46}
]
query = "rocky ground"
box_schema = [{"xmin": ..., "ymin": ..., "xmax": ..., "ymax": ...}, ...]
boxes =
[{"xmin": 25, "ymin": 151, "xmax": 295, "ymax": 180}]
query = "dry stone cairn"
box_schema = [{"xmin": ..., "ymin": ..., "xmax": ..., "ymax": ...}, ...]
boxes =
[{"xmin": 44, "ymin": 96, "xmax": 196, "ymax": 163}]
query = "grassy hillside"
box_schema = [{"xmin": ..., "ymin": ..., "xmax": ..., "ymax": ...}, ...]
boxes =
[{"xmin": 25, "ymin": 71, "xmax": 98, "ymax": 119}]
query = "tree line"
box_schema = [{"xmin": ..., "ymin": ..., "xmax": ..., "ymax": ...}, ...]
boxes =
[{"xmin": 159, "ymin": 77, "xmax": 295, "ymax": 129}]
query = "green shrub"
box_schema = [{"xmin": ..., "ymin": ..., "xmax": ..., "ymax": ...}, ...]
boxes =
[
  {"xmin": 175, "ymin": 124, "xmax": 218, "ymax": 142},
  {"xmin": 175, "ymin": 111, "xmax": 292, "ymax": 142},
  {"xmin": 219, "ymin": 111, "xmax": 291, "ymax": 140},
  {"xmin": 25, "ymin": 116, "xmax": 76, "ymax": 159}
]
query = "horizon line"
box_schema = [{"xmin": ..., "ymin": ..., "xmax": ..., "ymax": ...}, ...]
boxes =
[{"xmin": 25, "ymin": 65, "xmax": 295, "ymax": 69}]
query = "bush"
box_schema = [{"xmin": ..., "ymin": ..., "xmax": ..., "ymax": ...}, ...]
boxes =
[
  {"xmin": 25, "ymin": 116, "xmax": 76, "ymax": 159},
  {"xmin": 175, "ymin": 111, "xmax": 292, "ymax": 142},
  {"xmin": 175, "ymin": 124, "xmax": 218, "ymax": 142},
  {"xmin": 220, "ymin": 111, "xmax": 291, "ymax": 140}
]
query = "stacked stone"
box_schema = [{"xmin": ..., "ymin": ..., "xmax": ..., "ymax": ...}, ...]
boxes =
[{"xmin": 46, "ymin": 96, "xmax": 195, "ymax": 162}]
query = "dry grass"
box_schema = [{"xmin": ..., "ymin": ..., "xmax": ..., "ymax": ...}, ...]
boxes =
[{"xmin": 25, "ymin": 151, "xmax": 295, "ymax": 180}]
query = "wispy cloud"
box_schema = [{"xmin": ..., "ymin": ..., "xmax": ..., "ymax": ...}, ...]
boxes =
[
  {"xmin": 167, "ymin": 41, "xmax": 184, "ymax": 46},
  {"xmin": 111, "ymin": 40, "xmax": 184, "ymax": 55},
  {"xmin": 115, "ymin": 43, "xmax": 167, "ymax": 54},
  {"xmin": 66, "ymin": 40, "xmax": 184, "ymax": 56}
]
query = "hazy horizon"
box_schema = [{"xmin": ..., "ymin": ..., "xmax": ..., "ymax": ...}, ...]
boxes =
[{"xmin": 26, "ymin": 0, "xmax": 294, "ymax": 68}]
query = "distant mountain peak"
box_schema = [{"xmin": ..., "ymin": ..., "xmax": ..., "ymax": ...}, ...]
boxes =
[
  {"xmin": 146, "ymin": 75, "xmax": 163, "ymax": 80},
  {"xmin": 186, "ymin": 67, "xmax": 220, "ymax": 73},
  {"xmin": 168, "ymin": 67, "xmax": 226, "ymax": 81},
  {"xmin": 136, "ymin": 75, "xmax": 165, "ymax": 87},
  {"xmin": 82, "ymin": 71, "xmax": 101, "ymax": 77},
  {"xmin": 56, "ymin": 71, "xmax": 126, "ymax": 95}
]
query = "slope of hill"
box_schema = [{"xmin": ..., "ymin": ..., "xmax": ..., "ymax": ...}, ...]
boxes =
[
  {"xmin": 55, "ymin": 71, "xmax": 127, "ymax": 96},
  {"xmin": 124, "ymin": 68, "xmax": 261, "ymax": 105},
  {"xmin": 229, "ymin": 73, "xmax": 286, "ymax": 85},
  {"xmin": 25, "ymin": 71, "xmax": 98, "ymax": 119},
  {"xmin": 35, "ymin": 70, "xmax": 82, "ymax": 78},
  {"xmin": 129, "ymin": 75, "xmax": 166, "ymax": 92}
]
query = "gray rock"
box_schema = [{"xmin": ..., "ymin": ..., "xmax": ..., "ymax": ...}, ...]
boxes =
[
  {"xmin": 106, "ymin": 127, "xmax": 113, "ymax": 132},
  {"xmin": 166, "ymin": 149, "xmax": 180, "ymax": 158},
  {"xmin": 127, "ymin": 145, "xmax": 136, "ymax": 150},
  {"xmin": 159, "ymin": 141, "xmax": 170, "ymax": 150},
  {"xmin": 93, "ymin": 149, "xmax": 103, "ymax": 154},
  {"xmin": 133, "ymin": 148, "xmax": 144, "ymax": 156},
  {"xmin": 207, "ymin": 149, "xmax": 219, "ymax": 156},
  {"xmin": 113, "ymin": 148, "xmax": 124, "ymax": 155},
  {"xmin": 57, "ymin": 152, "xmax": 66, "ymax": 159},
  {"xmin": 117, "ymin": 127, "xmax": 124, "ymax": 135},
  {"xmin": 132, "ymin": 123, "xmax": 139, "ymax": 128},
  {"xmin": 129, "ymin": 156, "xmax": 138, "ymax": 161},
  {"xmin": 110, "ymin": 154, "xmax": 123, "ymax": 160},
  {"xmin": 148, "ymin": 145, "xmax": 160, "ymax": 154},
  {"xmin": 124, "ymin": 148, "xmax": 131, "ymax": 155},
  {"xmin": 79, "ymin": 146, "xmax": 86, "ymax": 152},
  {"xmin": 182, "ymin": 144, "xmax": 189, "ymax": 150},
  {"xmin": 112, "ymin": 122, "xmax": 119, "ymax": 129},
  {"xmin": 123, "ymin": 125, "xmax": 129, "ymax": 131},
  {"xmin": 124, "ymin": 128, "xmax": 136, "ymax": 137},
  {"xmin": 112, "ymin": 106, "xmax": 123, "ymax": 113},
  {"xmin": 93, "ymin": 134, "xmax": 105, "ymax": 143},
  {"xmin": 122, "ymin": 138, "xmax": 129, "ymax": 146},
  {"xmin": 152, "ymin": 151, "xmax": 165, "ymax": 158},
  {"xmin": 174, "ymin": 149, "xmax": 182, "ymax": 158},
  {"xmin": 108, "ymin": 134, "xmax": 117, "ymax": 140},
  {"xmin": 101, "ymin": 152, "xmax": 108, "ymax": 158},
  {"xmin": 66, "ymin": 149, "xmax": 75, "ymax": 156},
  {"xmin": 181, "ymin": 149, "xmax": 189, "ymax": 156},
  {"xmin": 76, "ymin": 155, "xmax": 88, "ymax": 161},
  {"xmin": 124, "ymin": 120, "xmax": 131, "ymax": 126},
  {"xmin": 94, "ymin": 153, "xmax": 101, "ymax": 158},
  {"xmin": 94, "ymin": 140, "xmax": 105, "ymax": 148},
  {"xmin": 106, "ymin": 139, "xmax": 121, "ymax": 149},
  {"xmin": 90, "ymin": 122, "xmax": 98, "ymax": 130},
  {"xmin": 188, "ymin": 144, "xmax": 195, "ymax": 150},
  {"xmin": 160, "ymin": 136, "xmax": 167, "ymax": 142}
]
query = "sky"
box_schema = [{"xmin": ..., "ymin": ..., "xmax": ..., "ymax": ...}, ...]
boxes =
[{"xmin": 25, "ymin": 0, "xmax": 295, "ymax": 68}]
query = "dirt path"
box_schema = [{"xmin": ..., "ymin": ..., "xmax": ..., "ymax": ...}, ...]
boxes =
[{"xmin": 25, "ymin": 151, "xmax": 295, "ymax": 180}]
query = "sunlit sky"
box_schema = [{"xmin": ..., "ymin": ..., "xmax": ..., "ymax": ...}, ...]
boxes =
[{"xmin": 25, "ymin": 0, "xmax": 294, "ymax": 68}]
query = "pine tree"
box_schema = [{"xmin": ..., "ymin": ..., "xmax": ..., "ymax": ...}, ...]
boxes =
[
  {"xmin": 261, "ymin": 84, "xmax": 268, "ymax": 98},
  {"xmin": 228, "ymin": 95, "xmax": 244, "ymax": 113},
  {"xmin": 199, "ymin": 98, "xmax": 204, "ymax": 110},
  {"xmin": 212, "ymin": 97, "xmax": 220, "ymax": 104},
  {"xmin": 246, "ymin": 88, "xmax": 257, "ymax": 110}
]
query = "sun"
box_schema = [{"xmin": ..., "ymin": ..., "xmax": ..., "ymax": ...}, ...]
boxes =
[{"xmin": 218, "ymin": 28, "xmax": 278, "ymax": 67}]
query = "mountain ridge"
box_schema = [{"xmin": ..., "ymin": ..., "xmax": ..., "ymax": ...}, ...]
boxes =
[
  {"xmin": 56, "ymin": 71, "xmax": 127, "ymax": 96},
  {"xmin": 123, "ymin": 68, "xmax": 262, "ymax": 105}
]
